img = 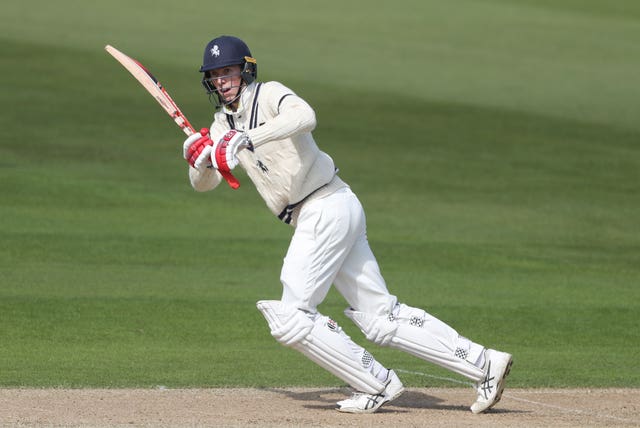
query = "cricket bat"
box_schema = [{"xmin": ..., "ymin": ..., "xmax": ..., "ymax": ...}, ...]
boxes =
[{"xmin": 104, "ymin": 44, "xmax": 240, "ymax": 189}]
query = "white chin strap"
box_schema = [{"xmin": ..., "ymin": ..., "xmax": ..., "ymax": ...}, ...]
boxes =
[
  {"xmin": 256, "ymin": 300, "xmax": 386, "ymax": 394},
  {"xmin": 345, "ymin": 303, "xmax": 486, "ymax": 382}
]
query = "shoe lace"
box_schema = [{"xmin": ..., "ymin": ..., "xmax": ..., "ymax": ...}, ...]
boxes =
[{"xmin": 348, "ymin": 392, "xmax": 367, "ymax": 399}]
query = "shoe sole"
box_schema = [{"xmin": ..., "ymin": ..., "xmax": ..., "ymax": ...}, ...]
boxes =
[
  {"xmin": 378, "ymin": 375, "xmax": 406, "ymax": 412},
  {"xmin": 383, "ymin": 385, "xmax": 405, "ymax": 407},
  {"xmin": 337, "ymin": 379, "xmax": 405, "ymax": 414},
  {"xmin": 337, "ymin": 388, "xmax": 405, "ymax": 414}
]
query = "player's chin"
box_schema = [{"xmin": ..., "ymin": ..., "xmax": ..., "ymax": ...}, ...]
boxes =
[{"xmin": 220, "ymin": 89, "xmax": 236, "ymax": 101}]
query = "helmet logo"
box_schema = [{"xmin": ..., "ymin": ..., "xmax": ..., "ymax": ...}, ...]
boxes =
[{"xmin": 210, "ymin": 45, "xmax": 220, "ymax": 57}]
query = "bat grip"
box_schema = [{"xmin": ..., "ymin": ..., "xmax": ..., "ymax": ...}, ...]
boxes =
[{"xmin": 219, "ymin": 170, "xmax": 241, "ymax": 189}]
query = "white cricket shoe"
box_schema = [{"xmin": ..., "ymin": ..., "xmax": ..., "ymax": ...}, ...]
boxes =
[
  {"xmin": 336, "ymin": 369, "xmax": 405, "ymax": 414},
  {"xmin": 470, "ymin": 349, "xmax": 513, "ymax": 414}
]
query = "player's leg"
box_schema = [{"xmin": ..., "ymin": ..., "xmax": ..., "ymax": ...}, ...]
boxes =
[
  {"xmin": 256, "ymin": 300, "xmax": 403, "ymax": 413},
  {"xmin": 346, "ymin": 304, "xmax": 512, "ymax": 413},
  {"xmin": 256, "ymin": 188, "xmax": 402, "ymax": 413},
  {"xmin": 333, "ymin": 193, "xmax": 512, "ymax": 413}
]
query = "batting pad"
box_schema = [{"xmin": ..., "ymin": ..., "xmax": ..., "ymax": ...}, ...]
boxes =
[
  {"xmin": 257, "ymin": 300, "xmax": 386, "ymax": 394},
  {"xmin": 345, "ymin": 305, "xmax": 485, "ymax": 382}
]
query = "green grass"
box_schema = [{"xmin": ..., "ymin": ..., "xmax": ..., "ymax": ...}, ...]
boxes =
[{"xmin": 0, "ymin": 0, "xmax": 639, "ymax": 389}]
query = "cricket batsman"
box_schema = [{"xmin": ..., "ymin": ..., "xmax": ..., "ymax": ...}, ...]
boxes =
[{"xmin": 183, "ymin": 35, "xmax": 513, "ymax": 414}]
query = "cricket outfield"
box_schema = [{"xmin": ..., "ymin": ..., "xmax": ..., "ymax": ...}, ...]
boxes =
[{"xmin": 1, "ymin": 1, "xmax": 639, "ymax": 426}]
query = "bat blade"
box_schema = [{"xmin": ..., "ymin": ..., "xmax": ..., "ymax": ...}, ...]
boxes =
[
  {"xmin": 105, "ymin": 44, "xmax": 194, "ymax": 136},
  {"xmin": 104, "ymin": 44, "xmax": 240, "ymax": 189}
]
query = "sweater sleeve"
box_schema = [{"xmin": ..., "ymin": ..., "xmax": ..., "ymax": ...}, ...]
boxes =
[
  {"xmin": 188, "ymin": 165, "xmax": 223, "ymax": 191},
  {"xmin": 245, "ymin": 82, "xmax": 317, "ymax": 148}
]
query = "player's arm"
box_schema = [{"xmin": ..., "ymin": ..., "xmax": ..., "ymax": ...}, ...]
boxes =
[{"xmin": 245, "ymin": 83, "xmax": 316, "ymax": 148}]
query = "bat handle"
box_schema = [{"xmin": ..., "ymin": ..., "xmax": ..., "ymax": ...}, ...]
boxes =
[
  {"xmin": 219, "ymin": 170, "xmax": 241, "ymax": 189},
  {"xmin": 199, "ymin": 127, "xmax": 241, "ymax": 190}
]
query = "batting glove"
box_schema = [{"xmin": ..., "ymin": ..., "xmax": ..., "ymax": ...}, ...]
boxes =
[
  {"xmin": 212, "ymin": 130, "xmax": 253, "ymax": 172},
  {"xmin": 183, "ymin": 128, "xmax": 214, "ymax": 169}
]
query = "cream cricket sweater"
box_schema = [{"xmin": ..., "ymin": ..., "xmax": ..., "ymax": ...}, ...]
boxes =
[{"xmin": 188, "ymin": 81, "xmax": 346, "ymax": 225}]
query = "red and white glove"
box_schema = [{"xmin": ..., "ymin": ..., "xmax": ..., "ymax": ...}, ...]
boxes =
[
  {"xmin": 183, "ymin": 128, "xmax": 214, "ymax": 169},
  {"xmin": 211, "ymin": 130, "xmax": 253, "ymax": 172}
]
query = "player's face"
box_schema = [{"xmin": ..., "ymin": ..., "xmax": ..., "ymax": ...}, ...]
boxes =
[{"xmin": 208, "ymin": 65, "xmax": 243, "ymax": 104}]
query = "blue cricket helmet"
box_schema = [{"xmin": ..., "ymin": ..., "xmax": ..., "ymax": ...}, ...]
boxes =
[{"xmin": 200, "ymin": 35, "xmax": 257, "ymax": 84}]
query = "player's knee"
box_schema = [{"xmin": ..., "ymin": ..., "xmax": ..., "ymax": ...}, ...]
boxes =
[
  {"xmin": 344, "ymin": 303, "xmax": 428, "ymax": 346},
  {"xmin": 344, "ymin": 307, "xmax": 397, "ymax": 346},
  {"xmin": 256, "ymin": 300, "xmax": 314, "ymax": 346}
]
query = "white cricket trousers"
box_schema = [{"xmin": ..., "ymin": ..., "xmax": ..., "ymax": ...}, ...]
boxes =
[
  {"xmin": 278, "ymin": 186, "xmax": 488, "ymax": 385},
  {"xmin": 280, "ymin": 186, "xmax": 397, "ymax": 315}
]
